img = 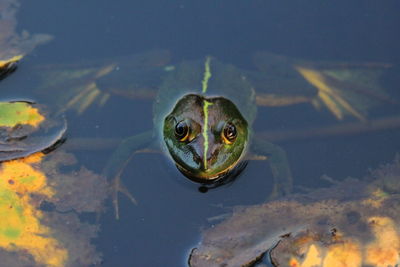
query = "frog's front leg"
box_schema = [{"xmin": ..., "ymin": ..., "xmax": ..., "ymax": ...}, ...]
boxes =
[
  {"xmin": 250, "ymin": 137, "xmax": 293, "ymax": 198},
  {"xmin": 103, "ymin": 131, "xmax": 155, "ymax": 219}
]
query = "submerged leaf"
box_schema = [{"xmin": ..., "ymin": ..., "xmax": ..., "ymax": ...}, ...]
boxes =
[
  {"xmin": 255, "ymin": 94, "xmax": 310, "ymax": 107},
  {"xmin": 32, "ymin": 50, "xmax": 170, "ymax": 115},
  {"xmin": 296, "ymin": 66, "xmax": 366, "ymax": 121},
  {"xmin": 253, "ymin": 51, "xmax": 392, "ymax": 121}
]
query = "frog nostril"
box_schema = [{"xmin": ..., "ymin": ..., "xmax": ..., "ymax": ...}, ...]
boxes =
[
  {"xmin": 207, "ymin": 149, "xmax": 219, "ymax": 165},
  {"xmin": 192, "ymin": 152, "xmax": 201, "ymax": 165}
]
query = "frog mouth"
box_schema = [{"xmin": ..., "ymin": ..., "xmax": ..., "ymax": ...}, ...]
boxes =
[{"xmin": 175, "ymin": 161, "xmax": 248, "ymax": 185}]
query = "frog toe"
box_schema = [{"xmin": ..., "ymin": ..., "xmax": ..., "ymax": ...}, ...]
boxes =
[{"xmin": 110, "ymin": 175, "xmax": 137, "ymax": 220}]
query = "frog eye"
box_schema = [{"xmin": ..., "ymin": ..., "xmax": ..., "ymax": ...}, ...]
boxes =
[
  {"xmin": 175, "ymin": 121, "xmax": 190, "ymax": 142},
  {"xmin": 222, "ymin": 123, "xmax": 237, "ymax": 144}
]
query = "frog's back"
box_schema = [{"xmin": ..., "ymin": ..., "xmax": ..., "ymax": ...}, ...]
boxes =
[{"xmin": 153, "ymin": 58, "xmax": 257, "ymax": 133}]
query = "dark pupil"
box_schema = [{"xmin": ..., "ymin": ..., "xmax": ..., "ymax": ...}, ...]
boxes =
[
  {"xmin": 225, "ymin": 124, "xmax": 237, "ymax": 140},
  {"xmin": 175, "ymin": 122, "xmax": 187, "ymax": 138}
]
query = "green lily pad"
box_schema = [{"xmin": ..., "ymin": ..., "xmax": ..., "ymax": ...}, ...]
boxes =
[{"xmin": 0, "ymin": 101, "xmax": 44, "ymax": 127}]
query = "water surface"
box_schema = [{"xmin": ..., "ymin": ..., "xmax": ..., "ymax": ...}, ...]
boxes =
[{"xmin": 4, "ymin": 0, "xmax": 400, "ymax": 265}]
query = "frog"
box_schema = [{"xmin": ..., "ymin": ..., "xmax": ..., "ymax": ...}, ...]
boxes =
[
  {"xmin": 102, "ymin": 56, "xmax": 293, "ymax": 217},
  {"xmin": 22, "ymin": 51, "xmax": 392, "ymax": 219}
]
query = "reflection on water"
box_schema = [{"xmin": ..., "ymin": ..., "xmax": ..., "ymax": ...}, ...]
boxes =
[{"xmin": 0, "ymin": 0, "xmax": 399, "ymax": 266}]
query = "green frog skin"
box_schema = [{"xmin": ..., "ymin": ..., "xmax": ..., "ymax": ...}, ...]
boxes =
[
  {"xmin": 163, "ymin": 94, "xmax": 249, "ymax": 182},
  {"xmin": 103, "ymin": 57, "xmax": 292, "ymax": 207}
]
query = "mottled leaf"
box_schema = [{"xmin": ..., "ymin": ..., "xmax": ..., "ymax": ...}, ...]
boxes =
[
  {"xmin": 0, "ymin": 102, "xmax": 44, "ymax": 127},
  {"xmin": 0, "ymin": 101, "xmax": 66, "ymax": 162},
  {"xmin": 0, "ymin": 150, "xmax": 108, "ymax": 267},
  {"xmin": 0, "ymin": 0, "xmax": 52, "ymax": 61},
  {"xmin": 41, "ymin": 150, "xmax": 109, "ymax": 213},
  {"xmin": 189, "ymin": 158, "xmax": 400, "ymax": 267},
  {"xmin": 0, "ymin": 153, "xmax": 67, "ymax": 267}
]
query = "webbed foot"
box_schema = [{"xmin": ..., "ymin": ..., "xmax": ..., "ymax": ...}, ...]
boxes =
[
  {"xmin": 110, "ymin": 166, "xmax": 137, "ymax": 220},
  {"xmin": 102, "ymin": 131, "xmax": 155, "ymax": 219}
]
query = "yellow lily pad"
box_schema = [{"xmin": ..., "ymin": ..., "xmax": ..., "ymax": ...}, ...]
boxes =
[
  {"xmin": 0, "ymin": 55, "xmax": 21, "ymax": 80},
  {"xmin": 274, "ymin": 215, "xmax": 399, "ymax": 267},
  {"xmin": 0, "ymin": 55, "xmax": 22, "ymax": 68},
  {"xmin": 0, "ymin": 153, "xmax": 67, "ymax": 267},
  {"xmin": 0, "ymin": 150, "xmax": 108, "ymax": 266}
]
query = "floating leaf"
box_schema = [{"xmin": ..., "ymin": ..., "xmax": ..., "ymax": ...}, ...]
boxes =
[
  {"xmin": 0, "ymin": 55, "xmax": 21, "ymax": 80},
  {"xmin": 41, "ymin": 150, "xmax": 109, "ymax": 213},
  {"xmin": 0, "ymin": 150, "xmax": 107, "ymax": 267},
  {"xmin": 365, "ymin": 216, "xmax": 400, "ymax": 266},
  {"xmin": 0, "ymin": 153, "xmax": 68, "ymax": 267},
  {"xmin": 0, "ymin": 0, "xmax": 52, "ymax": 61},
  {"xmin": 275, "ymin": 232, "xmax": 363, "ymax": 267},
  {"xmin": 0, "ymin": 55, "xmax": 22, "ymax": 68},
  {"xmin": 0, "ymin": 101, "xmax": 66, "ymax": 162},
  {"xmin": 272, "ymin": 216, "xmax": 399, "ymax": 267},
  {"xmin": 189, "ymin": 158, "xmax": 400, "ymax": 267},
  {"xmin": 0, "ymin": 102, "xmax": 44, "ymax": 127}
]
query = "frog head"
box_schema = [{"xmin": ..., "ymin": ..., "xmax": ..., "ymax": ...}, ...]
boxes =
[{"xmin": 163, "ymin": 94, "xmax": 249, "ymax": 182}]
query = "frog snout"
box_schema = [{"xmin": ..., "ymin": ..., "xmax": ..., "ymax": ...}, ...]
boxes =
[{"xmin": 189, "ymin": 135, "xmax": 219, "ymax": 171}]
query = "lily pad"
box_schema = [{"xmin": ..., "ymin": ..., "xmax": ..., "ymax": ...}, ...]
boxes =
[
  {"xmin": 0, "ymin": 55, "xmax": 20, "ymax": 80},
  {"xmin": 41, "ymin": 150, "xmax": 109, "ymax": 213},
  {"xmin": 0, "ymin": 0, "xmax": 52, "ymax": 61},
  {"xmin": 0, "ymin": 150, "xmax": 108, "ymax": 267},
  {"xmin": 189, "ymin": 157, "xmax": 400, "ymax": 267},
  {"xmin": 0, "ymin": 153, "xmax": 67, "ymax": 267},
  {"xmin": 0, "ymin": 101, "xmax": 66, "ymax": 162},
  {"xmin": 0, "ymin": 101, "xmax": 44, "ymax": 127}
]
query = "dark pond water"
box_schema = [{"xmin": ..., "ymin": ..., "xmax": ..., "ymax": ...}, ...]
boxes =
[{"xmin": 3, "ymin": 0, "xmax": 400, "ymax": 266}]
